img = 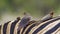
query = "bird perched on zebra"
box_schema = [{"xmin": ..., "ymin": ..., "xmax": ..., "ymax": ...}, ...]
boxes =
[
  {"xmin": 0, "ymin": 12, "xmax": 60, "ymax": 34},
  {"xmin": 17, "ymin": 12, "xmax": 32, "ymax": 32},
  {"xmin": 0, "ymin": 12, "xmax": 35, "ymax": 34},
  {"xmin": 35, "ymin": 11, "xmax": 54, "ymax": 26}
]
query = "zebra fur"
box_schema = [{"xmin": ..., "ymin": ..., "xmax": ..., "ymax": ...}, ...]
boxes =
[
  {"xmin": 0, "ymin": 16, "xmax": 60, "ymax": 34},
  {"xmin": 20, "ymin": 16, "xmax": 60, "ymax": 34}
]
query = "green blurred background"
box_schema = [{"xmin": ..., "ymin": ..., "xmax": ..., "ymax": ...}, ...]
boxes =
[{"xmin": 0, "ymin": 0, "xmax": 60, "ymax": 24}]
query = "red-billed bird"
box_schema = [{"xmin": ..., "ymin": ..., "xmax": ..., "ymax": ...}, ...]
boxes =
[{"xmin": 36, "ymin": 11, "xmax": 54, "ymax": 26}]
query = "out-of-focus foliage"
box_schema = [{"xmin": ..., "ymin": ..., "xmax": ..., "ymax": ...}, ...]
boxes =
[{"xmin": 0, "ymin": 0, "xmax": 60, "ymax": 24}]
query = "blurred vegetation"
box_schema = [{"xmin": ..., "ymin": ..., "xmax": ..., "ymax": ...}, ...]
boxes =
[{"xmin": 0, "ymin": 0, "xmax": 60, "ymax": 24}]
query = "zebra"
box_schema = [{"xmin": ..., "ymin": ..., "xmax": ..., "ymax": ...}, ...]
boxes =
[
  {"xmin": 0, "ymin": 17, "xmax": 21, "ymax": 34},
  {"xmin": 0, "ymin": 13, "xmax": 60, "ymax": 34},
  {"xmin": 19, "ymin": 16, "xmax": 60, "ymax": 34},
  {"xmin": 0, "ymin": 16, "xmax": 60, "ymax": 34},
  {"xmin": 0, "ymin": 16, "xmax": 36, "ymax": 34}
]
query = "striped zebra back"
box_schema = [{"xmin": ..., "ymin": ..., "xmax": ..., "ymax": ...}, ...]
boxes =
[
  {"xmin": 20, "ymin": 16, "xmax": 60, "ymax": 34},
  {"xmin": 1, "ymin": 17, "xmax": 21, "ymax": 34},
  {"xmin": 0, "ymin": 16, "xmax": 60, "ymax": 34}
]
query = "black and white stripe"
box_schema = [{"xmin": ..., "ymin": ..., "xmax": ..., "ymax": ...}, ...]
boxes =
[
  {"xmin": 0, "ymin": 16, "xmax": 60, "ymax": 34},
  {"xmin": 20, "ymin": 16, "xmax": 60, "ymax": 34},
  {"xmin": 1, "ymin": 17, "xmax": 21, "ymax": 34}
]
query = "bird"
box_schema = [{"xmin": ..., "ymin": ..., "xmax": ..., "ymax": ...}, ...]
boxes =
[
  {"xmin": 41, "ymin": 11, "xmax": 54, "ymax": 21},
  {"xmin": 35, "ymin": 11, "xmax": 54, "ymax": 26},
  {"xmin": 17, "ymin": 12, "xmax": 32, "ymax": 31}
]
